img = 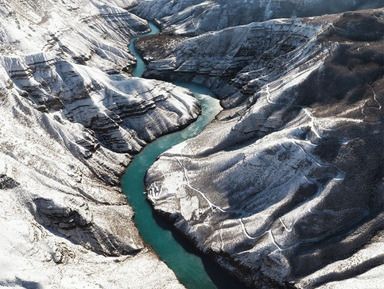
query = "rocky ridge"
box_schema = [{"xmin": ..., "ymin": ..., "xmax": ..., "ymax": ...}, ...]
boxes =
[
  {"xmin": 129, "ymin": 0, "xmax": 384, "ymax": 35},
  {"xmin": 0, "ymin": 0, "xmax": 204, "ymax": 288},
  {"xmin": 138, "ymin": 5, "xmax": 384, "ymax": 289}
]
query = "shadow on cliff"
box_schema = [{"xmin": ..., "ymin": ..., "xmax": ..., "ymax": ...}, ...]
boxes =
[{"xmin": 150, "ymin": 208, "xmax": 252, "ymax": 289}]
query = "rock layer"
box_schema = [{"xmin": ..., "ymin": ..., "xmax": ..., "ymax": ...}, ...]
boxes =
[{"xmin": 142, "ymin": 7, "xmax": 384, "ymax": 289}]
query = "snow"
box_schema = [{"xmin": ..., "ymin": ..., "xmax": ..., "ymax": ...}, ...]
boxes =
[{"xmin": 0, "ymin": 0, "xmax": 201, "ymax": 288}]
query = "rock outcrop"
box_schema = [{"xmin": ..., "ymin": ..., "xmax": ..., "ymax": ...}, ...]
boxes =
[
  {"xmin": 141, "ymin": 7, "xmax": 384, "ymax": 289},
  {"xmin": 0, "ymin": 0, "xmax": 202, "ymax": 288}
]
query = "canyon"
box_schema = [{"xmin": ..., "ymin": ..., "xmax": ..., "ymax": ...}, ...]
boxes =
[
  {"xmin": 0, "ymin": 0, "xmax": 197, "ymax": 288},
  {"xmin": 1, "ymin": 0, "xmax": 384, "ymax": 288},
  {"xmin": 132, "ymin": 1, "xmax": 384, "ymax": 288}
]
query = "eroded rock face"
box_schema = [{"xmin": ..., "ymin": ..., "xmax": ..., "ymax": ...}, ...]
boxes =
[
  {"xmin": 0, "ymin": 0, "xmax": 198, "ymax": 288},
  {"xmin": 129, "ymin": 0, "xmax": 384, "ymax": 35},
  {"xmin": 7, "ymin": 53, "xmax": 200, "ymax": 156},
  {"xmin": 143, "ymin": 8, "xmax": 384, "ymax": 289},
  {"xmin": 137, "ymin": 17, "xmax": 328, "ymax": 108}
]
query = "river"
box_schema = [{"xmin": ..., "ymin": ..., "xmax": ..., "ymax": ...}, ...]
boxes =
[{"xmin": 121, "ymin": 22, "xmax": 248, "ymax": 289}]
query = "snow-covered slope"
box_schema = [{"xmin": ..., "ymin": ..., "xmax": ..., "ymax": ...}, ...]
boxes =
[
  {"xmin": 129, "ymin": 0, "xmax": 384, "ymax": 35},
  {"xmin": 141, "ymin": 8, "xmax": 384, "ymax": 289},
  {"xmin": 0, "ymin": 0, "xmax": 202, "ymax": 288}
]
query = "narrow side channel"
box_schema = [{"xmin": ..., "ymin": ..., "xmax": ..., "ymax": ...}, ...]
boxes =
[
  {"xmin": 122, "ymin": 22, "xmax": 249, "ymax": 289},
  {"xmin": 128, "ymin": 22, "xmax": 160, "ymax": 77}
]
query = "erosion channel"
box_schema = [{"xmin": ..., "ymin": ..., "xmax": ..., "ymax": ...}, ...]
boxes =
[{"xmin": 122, "ymin": 22, "xmax": 248, "ymax": 289}]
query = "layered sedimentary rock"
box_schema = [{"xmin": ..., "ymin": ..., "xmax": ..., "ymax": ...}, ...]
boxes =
[
  {"xmin": 129, "ymin": 0, "xmax": 384, "ymax": 35},
  {"xmin": 142, "ymin": 7, "xmax": 384, "ymax": 289},
  {"xmin": 0, "ymin": 0, "xmax": 201, "ymax": 288}
]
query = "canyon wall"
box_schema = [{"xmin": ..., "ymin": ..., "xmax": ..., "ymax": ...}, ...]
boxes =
[{"xmin": 134, "ymin": 3, "xmax": 384, "ymax": 288}]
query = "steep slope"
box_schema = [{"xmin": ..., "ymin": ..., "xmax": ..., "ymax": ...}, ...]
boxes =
[
  {"xmin": 0, "ymin": 0, "xmax": 202, "ymax": 288},
  {"xmin": 129, "ymin": 0, "xmax": 384, "ymax": 35},
  {"xmin": 142, "ymin": 8, "xmax": 384, "ymax": 289}
]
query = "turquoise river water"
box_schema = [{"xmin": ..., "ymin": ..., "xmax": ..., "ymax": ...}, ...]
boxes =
[{"xmin": 122, "ymin": 22, "xmax": 248, "ymax": 289}]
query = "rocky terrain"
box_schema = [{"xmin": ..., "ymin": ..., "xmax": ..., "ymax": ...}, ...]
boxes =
[
  {"xmin": 129, "ymin": 0, "xmax": 384, "ymax": 35},
  {"xmin": 0, "ymin": 0, "xmax": 204, "ymax": 288},
  {"xmin": 4, "ymin": 0, "xmax": 384, "ymax": 288},
  {"xmin": 133, "ymin": 2, "xmax": 384, "ymax": 289}
]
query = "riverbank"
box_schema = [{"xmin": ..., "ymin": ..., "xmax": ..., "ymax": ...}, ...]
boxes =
[{"xmin": 122, "ymin": 21, "xmax": 251, "ymax": 289}]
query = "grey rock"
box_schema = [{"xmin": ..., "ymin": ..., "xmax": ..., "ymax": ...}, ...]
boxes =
[{"xmin": 0, "ymin": 174, "xmax": 19, "ymax": 190}]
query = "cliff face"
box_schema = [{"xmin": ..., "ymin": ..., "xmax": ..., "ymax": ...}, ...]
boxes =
[
  {"xmin": 141, "ymin": 7, "xmax": 384, "ymax": 289},
  {"xmin": 0, "ymin": 0, "xmax": 201, "ymax": 288},
  {"xmin": 137, "ymin": 17, "xmax": 327, "ymax": 108},
  {"xmin": 129, "ymin": 0, "xmax": 384, "ymax": 35}
]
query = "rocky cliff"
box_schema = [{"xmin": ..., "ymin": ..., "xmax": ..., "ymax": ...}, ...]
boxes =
[
  {"xmin": 139, "ymin": 6, "xmax": 384, "ymax": 289},
  {"xmin": 0, "ymin": 0, "xmax": 202, "ymax": 288}
]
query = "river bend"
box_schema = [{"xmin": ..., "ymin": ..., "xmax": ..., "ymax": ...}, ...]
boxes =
[{"xmin": 122, "ymin": 22, "xmax": 247, "ymax": 289}]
